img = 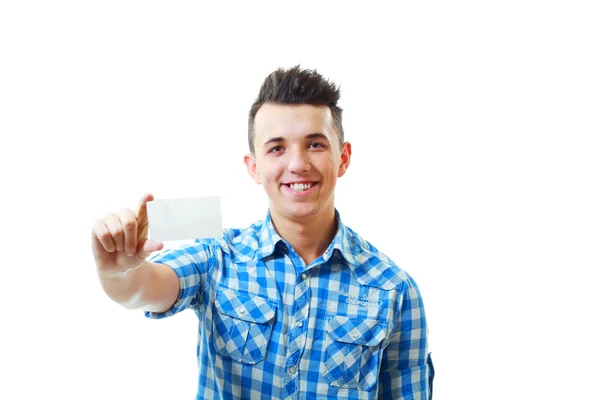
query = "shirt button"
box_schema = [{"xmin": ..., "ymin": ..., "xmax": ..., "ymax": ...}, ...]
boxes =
[
  {"xmin": 351, "ymin": 332, "xmax": 359, "ymax": 339},
  {"xmin": 289, "ymin": 366, "xmax": 297, "ymax": 374},
  {"xmin": 296, "ymin": 321, "xmax": 303, "ymax": 328},
  {"xmin": 301, "ymin": 273, "xmax": 307, "ymax": 280},
  {"xmin": 237, "ymin": 306, "xmax": 246, "ymax": 314}
]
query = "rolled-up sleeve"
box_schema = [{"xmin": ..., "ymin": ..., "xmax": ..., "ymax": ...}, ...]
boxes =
[
  {"xmin": 144, "ymin": 240, "xmax": 215, "ymax": 319},
  {"xmin": 378, "ymin": 274, "xmax": 433, "ymax": 399}
]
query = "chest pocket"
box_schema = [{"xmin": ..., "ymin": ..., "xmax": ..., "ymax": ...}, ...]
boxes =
[
  {"xmin": 211, "ymin": 288, "xmax": 277, "ymax": 364},
  {"xmin": 321, "ymin": 315, "xmax": 388, "ymax": 391}
]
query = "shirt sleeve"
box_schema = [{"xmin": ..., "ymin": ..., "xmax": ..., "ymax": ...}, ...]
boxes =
[
  {"xmin": 144, "ymin": 240, "xmax": 215, "ymax": 320},
  {"xmin": 378, "ymin": 273, "xmax": 433, "ymax": 399}
]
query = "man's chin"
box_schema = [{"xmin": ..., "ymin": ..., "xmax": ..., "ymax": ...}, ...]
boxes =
[{"xmin": 275, "ymin": 203, "xmax": 320, "ymax": 221}]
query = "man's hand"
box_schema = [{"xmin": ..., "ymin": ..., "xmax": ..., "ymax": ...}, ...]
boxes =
[{"xmin": 92, "ymin": 193, "xmax": 164, "ymax": 276}]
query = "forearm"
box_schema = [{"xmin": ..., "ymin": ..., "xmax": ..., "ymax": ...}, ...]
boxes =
[
  {"xmin": 98, "ymin": 261, "xmax": 176, "ymax": 311},
  {"xmin": 97, "ymin": 260, "xmax": 151, "ymax": 308}
]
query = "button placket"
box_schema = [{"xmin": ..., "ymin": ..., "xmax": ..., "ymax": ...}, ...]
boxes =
[{"xmin": 283, "ymin": 275, "xmax": 310, "ymax": 396}]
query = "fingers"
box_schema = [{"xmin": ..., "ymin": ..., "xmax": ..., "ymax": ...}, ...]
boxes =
[
  {"xmin": 104, "ymin": 212, "xmax": 125, "ymax": 252},
  {"xmin": 92, "ymin": 208, "xmax": 138, "ymax": 254},
  {"xmin": 92, "ymin": 194, "xmax": 156, "ymax": 256},
  {"xmin": 118, "ymin": 208, "xmax": 138, "ymax": 256},
  {"xmin": 134, "ymin": 193, "xmax": 153, "ymax": 240},
  {"xmin": 136, "ymin": 193, "xmax": 154, "ymax": 223},
  {"xmin": 92, "ymin": 219, "xmax": 116, "ymax": 252}
]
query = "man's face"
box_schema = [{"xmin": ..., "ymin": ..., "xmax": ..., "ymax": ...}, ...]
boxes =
[{"xmin": 244, "ymin": 103, "xmax": 351, "ymax": 222}]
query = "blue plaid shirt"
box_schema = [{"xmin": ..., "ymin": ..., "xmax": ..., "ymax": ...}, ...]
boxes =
[{"xmin": 145, "ymin": 211, "xmax": 433, "ymax": 399}]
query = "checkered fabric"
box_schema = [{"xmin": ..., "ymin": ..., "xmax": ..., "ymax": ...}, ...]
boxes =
[{"xmin": 145, "ymin": 211, "xmax": 432, "ymax": 399}]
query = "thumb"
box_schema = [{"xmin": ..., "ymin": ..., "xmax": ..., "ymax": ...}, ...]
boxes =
[{"xmin": 136, "ymin": 239, "xmax": 164, "ymax": 261}]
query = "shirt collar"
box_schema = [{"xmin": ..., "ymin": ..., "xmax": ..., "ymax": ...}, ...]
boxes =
[
  {"xmin": 256, "ymin": 209, "xmax": 356, "ymax": 266},
  {"xmin": 254, "ymin": 209, "xmax": 404, "ymax": 290},
  {"xmin": 256, "ymin": 211, "xmax": 284, "ymax": 260},
  {"xmin": 323, "ymin": 210, "xmax": 357, "ymax": 266}
]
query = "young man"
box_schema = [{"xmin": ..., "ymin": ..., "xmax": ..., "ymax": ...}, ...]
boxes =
[{"xmin": 92, "ymin": 66, "xmax": 434, "ymax": 399}]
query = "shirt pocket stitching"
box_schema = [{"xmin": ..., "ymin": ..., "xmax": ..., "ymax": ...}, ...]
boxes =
[
  {"xmin": 321, "ymin": 315, "xmax": 388, "ymax": 391},
  {"xmin": 211, "ymin": 288, "xmax": 277, "ymax": 364}
]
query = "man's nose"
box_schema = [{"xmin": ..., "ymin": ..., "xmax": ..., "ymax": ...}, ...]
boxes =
[{"xmin": 287, "ymin": 148, "xmax": 310, "ymax": 173}]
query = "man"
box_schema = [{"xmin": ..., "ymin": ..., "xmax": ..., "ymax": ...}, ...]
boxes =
[{"xmin": 92, "ymin": 66, "xmax": 434, "ymax": 399}]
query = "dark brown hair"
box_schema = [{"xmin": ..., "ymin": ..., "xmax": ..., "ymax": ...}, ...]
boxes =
[{"xmin": 248, "ymin": 65, "xmax": 344, "ymax": 154}]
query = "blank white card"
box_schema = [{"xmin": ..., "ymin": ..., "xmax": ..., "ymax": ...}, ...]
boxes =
[{"xmin": 146, "ymin": 196, "xmax": 223, "ymax": 241}]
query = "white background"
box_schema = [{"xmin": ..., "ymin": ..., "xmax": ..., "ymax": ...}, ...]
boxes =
[{"xmin": 1, "ymin": 1, "xmax": 599, "ymax": 399}]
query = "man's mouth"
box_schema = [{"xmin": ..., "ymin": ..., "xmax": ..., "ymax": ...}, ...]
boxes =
[{"xmin": 284, "ymin": 182, "xmax": 316, "ymax": 192}]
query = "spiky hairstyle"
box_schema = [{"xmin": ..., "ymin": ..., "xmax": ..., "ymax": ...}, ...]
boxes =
[{"xmin": 248, "ymin": 65, "xmax": 344, "ymax": 153}]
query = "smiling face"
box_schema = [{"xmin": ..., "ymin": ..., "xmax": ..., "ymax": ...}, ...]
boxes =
[{"xmin": 244, "ymin": 103, "xmax": 351, "ymax": 223}]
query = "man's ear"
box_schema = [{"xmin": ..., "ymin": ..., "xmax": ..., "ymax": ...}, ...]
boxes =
[
  {"xmin": 244, "ymin": 153, "xmax": 262, "ymax": 184},
  {"xmin": 337, "ymin": 142, "xmax": 352, "ymax": 178}
]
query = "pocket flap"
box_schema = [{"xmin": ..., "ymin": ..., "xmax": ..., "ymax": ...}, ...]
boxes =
[
  {"xmin": 327, "ymin": 316, "xmax": 387, "ymax": 346},
  {"xmin": 215, "ymin": 288, "xmax": 276, "ymax": 323}
]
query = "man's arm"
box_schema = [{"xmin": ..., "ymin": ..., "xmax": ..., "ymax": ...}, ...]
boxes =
[
  {"xmin": 92, "ymin": 193, "xmax": 179, "ymax": 312},
  {"xmin": 97, "ymin": 260, "xmax": 179, "ymax": 312},
  {"xmin": 378, "ymin": 274, "xmax": 432, "ymax": 399}
]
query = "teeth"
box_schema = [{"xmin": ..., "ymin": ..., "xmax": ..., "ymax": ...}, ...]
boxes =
[{"xmin": 289, "ymin": 183, "xmax": 312, "ymax": 192}]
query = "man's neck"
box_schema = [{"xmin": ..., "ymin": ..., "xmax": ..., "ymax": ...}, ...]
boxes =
[{"xmin": 270, "ymin": 207, "xmax": 337, "ymax": 266}]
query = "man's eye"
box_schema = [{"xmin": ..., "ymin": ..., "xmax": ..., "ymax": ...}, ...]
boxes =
[
  {"xmin": 309, "ymin": 142, "xmax": 325, "ymax": 149},
  {"xmin": 269, "ymin": 145, "xmax": 284, "ymax": 153}
]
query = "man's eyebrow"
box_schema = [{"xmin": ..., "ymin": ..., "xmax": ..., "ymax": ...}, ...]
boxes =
[
  {"xmin": 263, "ymin": 137, "xmax": 285, "ymax": 147},
  {"xmin": 262, "ymin": 133, "xmax": 330, "ymax": 148},
  {"xmin": 306, "ymin": 132, "xmax": 329, "ymax": 141}
]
